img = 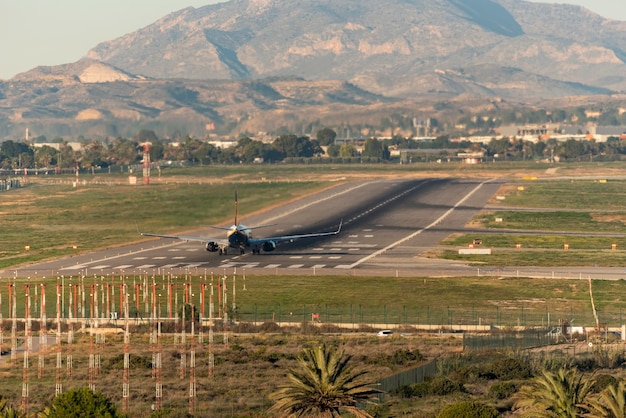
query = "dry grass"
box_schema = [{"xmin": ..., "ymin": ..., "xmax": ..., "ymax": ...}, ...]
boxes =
[{"xmin": 0, "ymin": 325, "xmax": 458, "ymax": 417}]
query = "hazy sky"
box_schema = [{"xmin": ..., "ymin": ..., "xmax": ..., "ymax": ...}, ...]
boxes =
[
  {"xmin": 0, "ymin": 1, "xmax": 225, "ymax": 79},
  {"xmin": 0, "ymin": 0, "xmax": 625, "ymax": 80}
]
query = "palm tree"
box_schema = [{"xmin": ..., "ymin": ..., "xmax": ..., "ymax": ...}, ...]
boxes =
[
  {"xmin": 513, "ymin": 367, "xmax": 594, "ymax": 417},
  {"xmin": 269, "ymin": 344, "xmax": 381, "ymax": 417},
  {"xmin": 586, "ymin": 380, "xmax": 626, "ymax": 418},
  {"xmin": 0, "ymin": 406, "xmax": 27, "ymax": 418}
]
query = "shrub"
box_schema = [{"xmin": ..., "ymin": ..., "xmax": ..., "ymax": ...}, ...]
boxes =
[
  {"xmin": 367, "ymin": 348, "xmax": 424, "ymax": 367},
  {"xmin": 483, "ymin": 357, "xmax": 532, "ymax": 380},
  {"xmin": 437, "ymin": 400, "xmax": 500, "ymax": 418},
  {"xmin": 105, "ymin": 353, "xmax": 152, "ymax": 369},
  {"xmin": 393, "ymin": 377, "xmax": 464, "ymax": 399},
  {"xmin": 150, "ymin": 408, "xmax": 193, "ymax": 418},
  {"xmin": 393, "ymin": 384, "xmax": 418, "ymax": 399},
  {"xmin": 410, "ymin": 381, "xmax": 432, "ymax": 398},
  {"xmin": 591, "ymin": 374, "xmax": 618, "ymax": 393},
  {"xmin": 44, "ymin": 387, "xmax": 119, "ymax": 418},
  {"xmin": 489, "ymin": 381, "xmax": 518, "ymax": 400},
  {"xmin": 430, "ymin": 378, "xmax": 465, "ymax": 396},
  {"xmin": 259, "ymin": 322, "xmax": 281, "ymax": 332}
]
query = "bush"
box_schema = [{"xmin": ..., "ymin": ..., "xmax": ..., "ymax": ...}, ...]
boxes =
[
  {"xmin": 367, "ymin": 348, "xmax": 424, "ymax": 367},
  {"xmin": 259, "ymin": 322, "xmax": 281, "ymax": 332},
  {"xmin": 489, "ymin": 381, "xmax": 518, "ymax": 400},
  {"xmin": 105, "ymin": 353, "xmax": 152, "ymax": 369},
  {"xmin": 592, "ymin": 374, "xmax": 619, "ymax": 393},
  {"xmin": 45, "ymin": 387, "xmax": 119, "ymax": 418},
  {"xmin": 430, "ymin": 378, "xmax": 465, "ymax": 396},
  {"xmin": 437, "ymin": 401, "xmax": 500, "ymax": 418},
  {"xmin": 393, "ymin": 377, "xmax": 464, "ymax": 399},
  {"xmin": 482, "ymin": 357, "xmax": 532, "ymax": 380},
  {"xmin": 393, "ymin": 384, "xmax": 418, "ymax": 399},
  {"xmin": 410, "ymin": 381, "xmax": 432, "ymax": 398},
  {"xmin": 150, "ymin": 408, "xmax": 193, "ymax": 418}
]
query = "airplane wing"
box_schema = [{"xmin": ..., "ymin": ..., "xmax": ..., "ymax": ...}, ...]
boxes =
[
  {"xmin": 138, "ymin": 231, "xmax": 224, "ymax": 244},
  {"xmin": 248, "ymin": 219, "xmax": 342, "ymax": 247},
  {"xmin": 137, "ymin": 225, "xmax": 228, "ymax": 246}
]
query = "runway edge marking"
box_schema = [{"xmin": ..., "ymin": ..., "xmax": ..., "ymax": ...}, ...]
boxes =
[{"xmin": 344, "ymin": 179, "xmax": 492, "ymax": 269}]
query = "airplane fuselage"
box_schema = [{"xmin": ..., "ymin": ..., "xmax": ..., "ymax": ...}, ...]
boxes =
[{"xmin": 227, "ymin": 225, "xmax": 252, "ymax": 251}]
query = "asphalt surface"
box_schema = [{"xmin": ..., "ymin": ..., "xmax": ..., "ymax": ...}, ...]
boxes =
[{"xmin": 4, "ymin": 177, "xmax": 625, "ymax": 280}]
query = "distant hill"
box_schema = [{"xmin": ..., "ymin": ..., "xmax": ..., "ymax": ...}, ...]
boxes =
[
  {"xmin": 86, "ymin": 0, "xmax": 626, "ymax": 95},
  {"xmin": 1, "ymin": 0, "xmax": 626, "ymax": 140}
]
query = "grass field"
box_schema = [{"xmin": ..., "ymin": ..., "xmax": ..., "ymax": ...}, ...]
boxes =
[
  {"xmin": 2, "ymin": 274, "xmax": 625, "ymax": 329},
  {"xmin": 0, "ymin": 180, "xmax": 324, "ymax": 269},
  {"xmin": 439, "ymin": 178, "xmax": 626, "ymax": 266},
  {"xmin": 495, "ymin": 179, "xmax": 626, "ymax": 210}
]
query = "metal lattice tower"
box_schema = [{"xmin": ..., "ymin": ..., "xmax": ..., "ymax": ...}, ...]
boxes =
[
  {"xmin": 222, "ymin": 276, "xmax": 229, "ymax": 346},
  {"xmin": 179, "ymin": 296, "xmax": 186, "ymax": 380},
  {"xmin": 89, "ymin": 285, "xmax": 95, "ymax": 392},
  {"xmin": 189, "ymin": 305, "xmax": 196, "ymax": 415},
  {"xmin": 122, "ymin": 285, "xmax": 130, "ymax": 414},
  {"xmin": 66, "ymin": 321, "xmax": 73, "ymax": 378},
  {"xmin": 38, "ymin": 283, "xmax": 46, "ymax": 379},
  {"xmin": 55, "ymin": 281, "xmax": 62, "ymax": 395},
  {"xmin": 154, "ymin": 321, "xmax": 163, "ymax": 411},
  {"xmin": 208, "ymin": 281, "xmax": 214, "ymax": 379},
  {"xmin": 11, "ymin": 283, "xmax": 17, "ymax": 362},
  {"xmin": 20, "ymin": 285, "xmax": 31, "ymax": 414}
]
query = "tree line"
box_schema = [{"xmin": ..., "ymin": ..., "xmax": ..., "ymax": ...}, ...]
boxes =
[{"xmin": 1, "ymin": 128, "xmax": 626, "ymax": 171}]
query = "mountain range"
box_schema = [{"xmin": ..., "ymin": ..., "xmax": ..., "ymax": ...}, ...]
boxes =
[{"xmin": 1, "ymin": 0, "xmax": 626, "ymax": 140}]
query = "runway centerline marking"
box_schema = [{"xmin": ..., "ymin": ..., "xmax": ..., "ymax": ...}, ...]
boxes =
[{"xmin": 347, "ymin": 180, "xmax": 492, "ymax": 269}]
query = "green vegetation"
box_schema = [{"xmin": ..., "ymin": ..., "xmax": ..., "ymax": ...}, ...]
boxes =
[
  {"xmin": 439, "ymin": 178, "xmax": 626, "ymax": 266},
  {"xmin": 499, "ymin": 179, "xmax": 626, "ymax": 210},
  {"xmin": 443, "ymin": 234, "xmax": 626, "ymax": 249},
  {"xmin": 437, "ymin": 400, "xmax": 499, "ymax": 418},
  {"xmin": 476, "ymin": 211, "xmax": 626, "ymax": 233},
  {"xmin": 43, "ymin": 387, "xmax": 120, "ymax": 418},
  {"xmin": 513, "ymin": 367, "xmax": 595, "ymax": 417},
  {"xmin": 269, "ymin": 344, "xmax": 381, "ymax": 417},
  {"xmin": 439, "ymin": 248, "xmax": 626, "ymax": 267},
  {"xmin": 0, "ymin": 180, "xmax": 323, "ymax": 268},
  {"xmin": 3, "ymin": 275, "xmax": 626, "ymax": 329}
]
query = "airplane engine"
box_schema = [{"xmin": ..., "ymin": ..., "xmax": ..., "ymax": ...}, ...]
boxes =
[
  {"xmin": 205, "ymin": 242, "xmax": 219, "ymax": 252},
  {"xmin": 262, "ymin": 241, "xmax": 277, "ymax": 252}
]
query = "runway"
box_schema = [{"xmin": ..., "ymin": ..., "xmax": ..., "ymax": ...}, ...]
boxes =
[{"xmin": 3, "ymin": 178, "xmax": 504, "ymax": 278}]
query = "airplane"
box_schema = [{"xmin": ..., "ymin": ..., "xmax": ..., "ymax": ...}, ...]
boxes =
[{"xmin": 138, "ymin": 192, "xmax": 342, "ymax": 255}]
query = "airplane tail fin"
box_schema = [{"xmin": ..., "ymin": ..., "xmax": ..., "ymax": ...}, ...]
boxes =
[{"xmin": 234, "ymin": 189, "xmax": 239, "ymax": 226}]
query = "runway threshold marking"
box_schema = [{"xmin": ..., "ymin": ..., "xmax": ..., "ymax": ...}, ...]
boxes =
[{"xmin": 344, "ymin": 180, "xmax": 492, "ymax": 269}]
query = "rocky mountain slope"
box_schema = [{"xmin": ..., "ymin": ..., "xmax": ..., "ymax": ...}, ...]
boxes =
[
  {"xmin": 86, "ymin": 0, "xmax": 626, "ymax": 96},
  {"xmin": 1, "ymin": 0, "xmax": 626, "ymax": 140}
]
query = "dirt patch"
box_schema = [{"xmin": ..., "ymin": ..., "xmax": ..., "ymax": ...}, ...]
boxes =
[{"xmin": 592, "ymin": 213, "xmax": 626, "ymax": 224}]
